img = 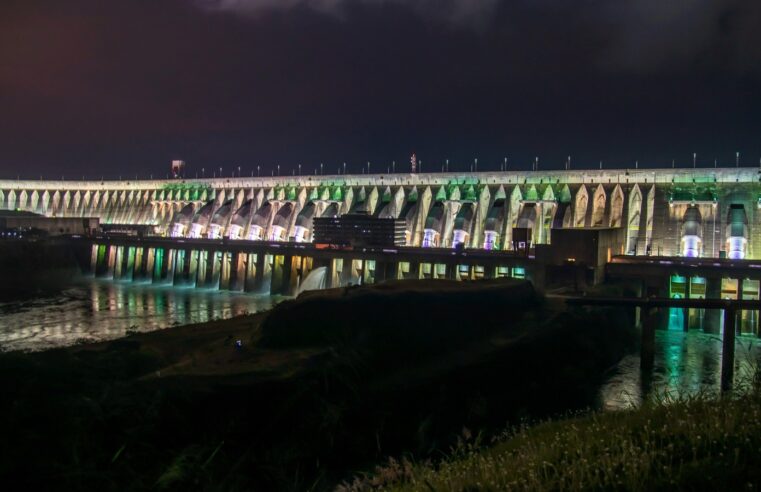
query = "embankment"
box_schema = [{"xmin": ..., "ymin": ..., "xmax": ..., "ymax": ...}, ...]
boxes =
[
  {"xmin": 351, "ymin": 388, "xmax": 761, "ymax": 491},
  {"xmin": 0, "ymin": 278, "xmax": 637, "ymax": 490}
]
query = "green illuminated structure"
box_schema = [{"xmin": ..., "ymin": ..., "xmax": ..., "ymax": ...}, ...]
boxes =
[{"xmin": 2, "ymin": 167, "xmax": 761, "ymax": 257}]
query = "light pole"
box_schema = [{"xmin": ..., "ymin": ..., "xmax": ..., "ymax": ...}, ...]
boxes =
[
  {"xmin": 320, "ymin": 162, "xmax": 324, "ymax": 175},
  {"xmin": 257, "ymin": 165, "xmax": 260, "ymax": 176},
  {"xmin": 693, "ymin": 153, "xmax": 696, "ymax": 168},
  {"xmin": 392, "ymin": 161, "xmax": 395, "ymax": 173},
  {"xmin": 277, "ymin": 164, "xmax": 280, "ymax": 175},
  {"xmin": 474, "ymin": 158, "xmax": 478, "ymax": 172},
  {"xmin": 736, "ymin": 152, "xmax": 740, "ymax": 167},
  {"xmin": 238, "ymin": 165, "xmax": 241, "ymax": 177},
  {"xmin": 202, "ymin": 168, "xmax": 205, "ymax": 178},
  {"xmin": 367, "ymin": 161, "xmax": 371, "ymax": 174},
  {"xmin": 298, "ymin": 163, "xmax": 301, "ymax": 175}
]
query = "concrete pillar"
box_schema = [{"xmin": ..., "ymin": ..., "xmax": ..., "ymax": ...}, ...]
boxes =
[
  {"xmin": 736, "ymin": 278, "xmax": 744, "ymax": 335},
  {"xmin": 233, "ymin": 253, "xmax": 246, "ymax": 291},
  {"xmin": 172, "ymin": 249, "xmax": 184, "ymax": 285},
  {"xmin": 117, "ymin": 246, "xmax": 125, "ymax": 279},
  {"xmin": 203, "ymin": 251, "xmax": 216, "ymax": 287},
  {"xmin": 145, "ymin": 248, "xmax": 155, "ymax": 282},
  {"xmin": 129, "ymin": 247, "xmax": 137, "ymax": 279},
  {"xmin": 704, "ymin": 277, "xmax": 722, "ymax": 334},
  {"xmin": 683, "ymin": 276, "xmax": 691, "ymax": 332},
  {"xmin": 409, "ymin": 261, "xmax": 420, "ymax": 280},
  {"xmin": 165, "ymin": 249, "xmax": 176, "ymax": 283},
  {"xmin": 250, "ymin": 253, "xmax": 265, "ymax": 291},
  {"xmin": 270, "ymin": 255, "xmax": 285, "ymax": 295},
  {"xmin": 94, "ymin": 244, "xmax": 107, "ymax": 277},
  {"xmin": 107, "ymin": 245, "xmax": 116, "ymax": 278},
  {"xmin": 195, "ymin": 250, "xmax": 206, "ymax": 286},
  {"xmin": 386, "ymin": 261, "xmax": 400, "ymax": 282},
  {"xmin": 90, "ymin": 244, "xmax": 99, "ymax": 274},
  {"xmin": 721, "ymin": 307, "xmax": 736, "ymax": 392},
  {"xmin": 642, "ymin": 279, "xmax": 669, "ymax": 332},
  {"xmin": 446, "ymin": 262, "xmax": 457, "ymax": 280},
  {"xmin": 360, "ymin": 259, "xmax": 368, "ymax": 285},
  {"xmin": 641, "ymin": 306, "xmax": 657, "ymax": 372},
  {"xmin": 137, "ymin": 247, "xmax": 149, "ymax": 281},
  {"xmin": 243, "ymin": 253, "xmax": 256, "ymax": 292},
  {"xmin": 230, "ymin": 252, "xmax": 240, "ymax": 290},
  {"xmin": 373, "ymin": 261, "xmax": 386, "ymax": 283},
  {"xmin": 178, "ymin": 249, "xmax": 188, "ymax": 284}
]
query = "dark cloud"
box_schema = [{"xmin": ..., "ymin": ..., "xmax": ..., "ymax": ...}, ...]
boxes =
[
  {"xmin": 196, "ymin": 0, "xmax": 761, "ymax": 71},
  {"xmin": 0, "ymin": 0, "xmax": 759, "ymax": 178},
  {"xmin": 594, "ymin": 0, "xmax": 761, "ymax": 73},
  {"xmin": 195, "ymin": 0, "xmax": 501, "ymax": 26}
]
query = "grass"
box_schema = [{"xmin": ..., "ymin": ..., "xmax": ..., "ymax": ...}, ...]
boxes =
[{"xmin": 343, "ymin": 386, "xmax": 761, "ymax": 491}]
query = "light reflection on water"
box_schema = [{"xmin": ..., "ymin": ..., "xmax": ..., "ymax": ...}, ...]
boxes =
[
  {"xmin": 598, "ymin": 330, "xmax": 761, "ymax": 410},
  {"xmin": 0, "ymin": 279, "xmax": 282, "ymax": 352},
  {"xmin": 3, "ymin": 283, "xmax": 761, "ymax": 410}
]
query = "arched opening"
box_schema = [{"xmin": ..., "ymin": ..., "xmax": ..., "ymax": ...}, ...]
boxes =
[
  {"xmin": 681, "ymin": 206, "xmax": 703, "ymax": 258},
  {"xmin": 726, "ymin": 204, "xmax": 748, "ymax": 260}
]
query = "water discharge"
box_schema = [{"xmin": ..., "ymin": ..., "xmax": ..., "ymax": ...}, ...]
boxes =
[{"xmin": 296, "ymin": 266, "xmax": 327, "ymax": 295}]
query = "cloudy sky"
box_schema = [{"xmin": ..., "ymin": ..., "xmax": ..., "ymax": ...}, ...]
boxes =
[{"xmin": 0, "ymin": 0, "xmax": 759, "ymax": 178}]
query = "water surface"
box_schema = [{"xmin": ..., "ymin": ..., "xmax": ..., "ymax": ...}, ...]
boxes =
[
  {"xmin": 0, "ymin": 279, "xmax": 280, "ymax": 352},
  {"xmin": 2, "ymin": 282, "xmax": 760, "ymax": 409},
  {"xmin": 598, "ymin": 329, "xmax": 761, "ymax": 410}
]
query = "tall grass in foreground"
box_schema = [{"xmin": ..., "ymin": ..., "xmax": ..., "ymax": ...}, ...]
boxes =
[{"xmin": 341, "ymin": 381, "xmax": 761, "ymax": 491}]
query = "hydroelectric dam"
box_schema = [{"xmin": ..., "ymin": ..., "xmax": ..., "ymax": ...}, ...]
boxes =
[{"xmin": 4, "ymin": 167, "xmax": 761, "ymax": 336}]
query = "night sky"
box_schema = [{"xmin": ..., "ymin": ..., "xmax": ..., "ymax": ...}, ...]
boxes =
[{"xmin": 1, "ymin": 0, "xmax": 760, "ymax": 179}]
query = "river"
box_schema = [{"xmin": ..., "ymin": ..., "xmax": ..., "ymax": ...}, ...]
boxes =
[
  {"xmin": 0, "ymin": 279, "xmax": 281, "ymax": 353},
  {"xmin": 0, "ymin": 281, "xmax": 759, "ymax": 409}
]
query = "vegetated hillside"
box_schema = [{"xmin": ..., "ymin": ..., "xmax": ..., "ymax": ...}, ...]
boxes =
[
  {"xmin": 347, "ymin": 387, "xmax": 761, "ymax": 491},
  {"xmin": 0, "ymin": 278, "xmax": 637, "ymax": 491}
]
